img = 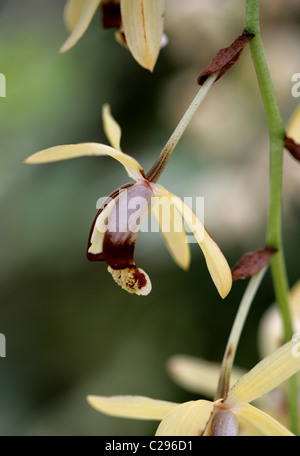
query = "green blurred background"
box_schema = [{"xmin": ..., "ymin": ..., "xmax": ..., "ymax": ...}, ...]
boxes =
[{"xmin": 0, "ymin": 0, "xmax": 299, "ymax": 435}]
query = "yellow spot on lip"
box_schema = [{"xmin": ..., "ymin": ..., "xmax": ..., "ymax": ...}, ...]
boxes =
[{"xmin": 108, "ymin": 266, "xmax": 152, "ymax": 296}]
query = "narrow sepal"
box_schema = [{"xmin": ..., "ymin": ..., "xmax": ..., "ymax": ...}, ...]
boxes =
[
  {"xmin": 226, "ymin": 339, "xmax": 300, "ymax": 405},
  {"xmin": 120, "ymin": 0, "xmax": 164, "ymax": 71},
  {"xmin": 60, "ymin": 0, "xmax": 101, "ymax": 52},
  {"xmin": 87, "ymin": 395, "xmax": 177, "ymax": 420}
]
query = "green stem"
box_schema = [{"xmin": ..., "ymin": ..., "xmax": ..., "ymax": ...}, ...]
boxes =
[
  {"xmin": 245, "ymin": 0, "xmax": 298, "ymax": 434},
  {"xmin": 146, "ymin": 72, "xmax": 219, "ymax": 183},
  {"xmin": 215, "ymin": 268, "xmax": 267, "ymax": 401}
]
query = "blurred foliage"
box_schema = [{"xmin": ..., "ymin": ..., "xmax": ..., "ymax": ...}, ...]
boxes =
[{"xmin": 0, "ymin": 0, "xmax": 299, "ymax": 435}]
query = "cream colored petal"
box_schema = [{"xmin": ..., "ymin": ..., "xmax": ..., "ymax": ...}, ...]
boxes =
[
  {"xmin": 151, "ymin": 196, "xmax": 190, "ymax": 271},
  {"xmin": 155, "ymin": 400, "xmax": 214, "ymax": 436},
  {"xmin": 286, "ymin": 103, "xmax": 300, "ymax": 143},
  {"xmin": 63, "ymin": 0, "xmax": 85, "ymax": 32},
  {"xmin": 167, "ymin": 355, "xmax": 245, "ymax": 398},
  {"xmin": 88, "ymin": 197, "xmax": 118, "ymax": 255},
  {"xmin": 87, "ymin": 395, "xmax": 177, "ymax": 420},
  {"xmin": 234, "ymin": 403, "xmax": 294, "ymax": 436},
  {"xmin": 24, "ymin": 143, "xmax": 144, "ymax": 181},
  {"xmin": 226, "ymin": 339, "xmax": 300, "ymax": 406},
  {"xmin": 166, "ymin": 193, "xmax": 232, "ymax": 298},
  {"xmin": 237, "ymin": 414, "xmax": 264, "ymax": 436},
  {"xmin": 60, "ymin": 0, "xmax": 102, "ymax": 52},
  {"xmin": 120, "ymin": 0, "xmax": 164, "ymax": 71},
  {"xmin": 102, "ymin": 104, "xmax": 122, "ymax": 151}
]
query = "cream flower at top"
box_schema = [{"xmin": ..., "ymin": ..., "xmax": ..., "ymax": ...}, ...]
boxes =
[
  {"xmin": 60, "ymin": 0, "xmax": 165, "ymax": 71},
  {"xmin": 87, "ymin": 338, "xmax": 300, "ymax": 436},
  {"xmin": 259, "ymin": 280, "xmax": 300, "ymax": 358},
  {"xmin": 25, "ymin": 102, "xmax": 232, "ymax": 298}
]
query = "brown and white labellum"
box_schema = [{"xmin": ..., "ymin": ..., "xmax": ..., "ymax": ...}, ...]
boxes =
[{"xmin": 87, "ymin": 181, "xmax": 154, "ymax": 295}]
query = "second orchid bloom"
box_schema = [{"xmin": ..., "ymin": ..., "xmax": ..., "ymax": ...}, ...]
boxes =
[
  {"xmin": 61, "ymin": 0, "xmax": 165, "ymax": 71},
  {"xmin": 25, "ymin": 84, "xmax": 232, "ymax": 298}
]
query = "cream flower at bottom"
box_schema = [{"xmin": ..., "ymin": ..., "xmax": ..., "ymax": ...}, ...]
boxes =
[{"xmin": 87, "ymin": 339, "xmax": 300, "ymax": 436}]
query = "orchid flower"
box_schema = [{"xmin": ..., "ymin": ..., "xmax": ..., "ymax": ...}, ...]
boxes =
[
  {"xmin": 165, "ymin": 280, "xmax": 300, "ymax": 433},
  {"xmin": 25, "ymin": 73, "xmax": 232, "ymax": 298},
  {"xmin": 87, "ymin": 338, "xmax": 300, "ymax": 436},
  {"xmin": 60, "ymin": 0, "xmax": 165, "ymax": 71}
]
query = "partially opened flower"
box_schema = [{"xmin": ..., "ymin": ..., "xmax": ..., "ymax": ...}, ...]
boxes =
[
  {"xmin": 24, "ymin": 73, "xmax": 232, "ymax": 298},
  {"xmin": 259, "ymin": 280, "xmax": 300, "ymax": 358},
  {"xmin": 60, "ymin": 0, "xmax": 165, "ymax": 71},
  {"xmin": 163, "ymin": 280, "xmax": 300, "ymax": 433},
  {"xmin": 286, "ymin": 103, "xmax": 300, "ymax": 145},
  {"xmin": 87, "ymin": 338, "xmax": 300, "ymax": 435}
]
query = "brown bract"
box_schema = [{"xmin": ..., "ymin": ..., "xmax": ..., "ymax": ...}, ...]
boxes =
[
  {"xmin": 231, "ymin": 247, "xmax": 277, "ymax": 281},
  {"xmin": 87, "ymin": 182, "xmax": 153, "ymax": 269},
  {"xmin": 197, "ymin": 31, "xmax": 255, "ymax": 86}
]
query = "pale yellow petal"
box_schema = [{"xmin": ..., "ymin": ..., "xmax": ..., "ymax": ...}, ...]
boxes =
[
  {"xmin": 168, "ymin": 193, "xmax": 232, "ymax": 298},
  {"xmin": 87, "ymin": 395, "xmax": 177, "ymax": 420},
  {"xmin": 60, "ymin": 0, "xmax": 102, "ymax": 52},
  {"xmin": 167, "ymin": 355, "xmax": 245, "ymax": 398},
  {"xmin": 155, "ymin": 400, "xmax": 214, "ymax": 436},
  {"xmin": 226, "ymin": 339, "xmax": 300, "ymax": 405},
  {"xmin": 102, "ymin": 104, "xmax": 122, "ymax": 151},
  {"xmin": 63, "ymin": 0, "xmax": 85, "ymax": 32},
  {"xmin": 24, "ymin": 143, "xmax": 144, "ymax": 181},
  {"xmin": 88, "ymin": 197, "xmax": 118, "ymax": 255},
  {"xmin": 151, "ymin": 196, "xmax": 190, "ymax": 270},
  {"xmin": 120, "ymin": 0, "xmax": 164, "ymax": 71},
  {"xmin": 234, "ymin": 403, "xmax": 294, "ymax": 436},
  {"xmin": 286, "ymin": 103, "xmax": 300, "ymax": 144}
]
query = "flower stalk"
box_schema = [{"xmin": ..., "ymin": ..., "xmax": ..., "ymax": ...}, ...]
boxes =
[
  {"xmin": 215, "ymin": 267, "xmax": 267, "ymax": 401},
  {"xmin": 245, "ymin": 0, "xmax": 298, "ymax": 434}
]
